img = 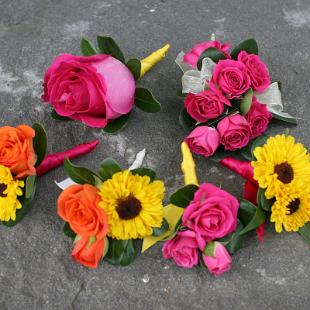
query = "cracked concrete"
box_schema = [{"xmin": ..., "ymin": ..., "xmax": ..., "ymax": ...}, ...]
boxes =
[{"xmin": 0, "ymin": 0, "xmax": 310, "ymax": 309}]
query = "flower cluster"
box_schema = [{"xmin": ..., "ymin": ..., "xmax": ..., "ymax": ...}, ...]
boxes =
[
  {"xmin": 57, "ymin": 156, "xmax": 167, "ymax": 268},
  {"xmin": 42, "ymin": 35, "xmax": 169, "ymax": 133},
  {"xmin": 177, "ymin": 37, "xmax": 295, "ymax": 159}
]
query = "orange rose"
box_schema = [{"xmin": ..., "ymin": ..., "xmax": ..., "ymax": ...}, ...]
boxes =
[
  {"xmin": 57, "ymin": 184, "xmax": 108, "ymax": 239},
  {"xmin": 71, "ymin": 236, "xmax": 105, "ymax": 268},
  {"xmin": 0, "ymin": 125, "xmax": 36, "ymax": 178}
]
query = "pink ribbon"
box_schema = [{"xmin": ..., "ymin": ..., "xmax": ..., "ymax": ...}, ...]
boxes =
[
  {"xmin": 220, "ymin": 157, "xmax": 265, "ymax": 242},
  {"xmin": 36, "ymin": 139, "xmax": 99, "ymax": 176}
]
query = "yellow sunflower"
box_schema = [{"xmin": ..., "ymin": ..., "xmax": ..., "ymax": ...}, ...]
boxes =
[
  {"xmin": 0, "ymin": 165, "xmax": 24, "ymax": 222},
  {"xmin": 271, "ymin": 182, "xmax": 310, "ymax": 232},
  {"xmin": 251, "ymin": 134, "xmax": 310, "ymax": 199},
  {"xmin": 98, "ymin": 170, "xmax": 165, "ymax": 240}
]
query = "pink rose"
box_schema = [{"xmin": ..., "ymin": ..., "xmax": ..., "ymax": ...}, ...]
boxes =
[
  {"xmin": 162, "ymin": 230, "xmax": 199, "ymax": 268},
  {"xmin": 245, "ymin": 96, "xmax": 272, "ymax": 139},
  {"xmin": 185, "ymin": 126, "xmax": 220, "ymax": 157},
  {"xmin": 183, "ymin": 41, "xmax": 231, "ymax": 68},
  {"xmin": 211, "ymin": 60, "xmax": 251, "ymax": 98},
  {"xmin": 203, "ymin": 242, "xmax": 232, "ymax": 276},
  {"xmin": 185, "ymin": 88, "xmax": 231, "ymax": 122},
  {"xmin": 42, "ymin": 54, "xmax": 135, "ymax": 128},
  {"xmin": 238, "ymin": 51, "xmax": 270, "ymax": 93},
  {"xmin": 182, "ymin": 183, "xmax": 239, "ymax": 250},
  {"xmin": 217, "ymin": 114, "xmax": 252, "ymax": 151}
]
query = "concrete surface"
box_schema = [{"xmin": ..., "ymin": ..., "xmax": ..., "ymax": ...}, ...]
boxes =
[{"xmin": 0, "ymin": 0, "xmax": 310, "ymax": 309}]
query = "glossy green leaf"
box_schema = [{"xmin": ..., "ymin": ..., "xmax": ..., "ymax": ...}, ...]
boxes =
[
  {"xmin": 238, "ymin": 199, "xmax": 267, "ymax": 235},
  {"xmin": 208, "ymin": 148, "xmax": 234, "ymax": 163},
  {"xmin": 177, "ymin": 89, "xmax": 186, "ymax": 98},
  {"xmin": 238, "ymin": 141, "xmax": 254, "ymax": 161},
  {"xmin": 131, "ymin": 168, "xmax": 156, "ymax": 181},
  {"xmin": 299, "ymin": 222, "xmax": 310, "ymax": 244},
  {"xmin": 240, "ymin": 88, "xmax": 253, "ymax": 115},
  {"xmin": 197, "ymin": 47, "xmax": 226, "ymax": 70},
  {"xmin": 99, "ymin": 158, "xmax": 122, "ymax": 181},
  {"xmin": 203, "ymin": 241, "xmax": 215, "ymax": 256},
  {"xmin": 170, "ymin": 184, "xmax": 199, "ymax": 208},
  {"xmin": 25, "ymin": 175, "xmax": 37, "ymax": 199},
  {"xmin": 257, "ymin": 188, "xmax": 274, "ymax": 212},
  {"xmin": 32, "ymin": 123, "xmax": 47, "ymax": 167},
  {"xmin": 179, "ymin": 107, "xmax": 196, "ymax": 133},
  {"xmin": 81, "ymin": 37, "xmax": 97, "ymax": 56},
  {"xmin": 97, "ymin": 36, "xmax": 125, "ymax": 63},
  {"xmin": 104, "ymin": 238, "xmax": 136, "ymax": 266},
  {"xmin": 51, "ymin": 109, "xmax": 72, "ymax": 121},
  {"xmin": 152, "ymin": 218, "xmax": 169, "ymax": 236},
  {"xmin": 126, "ymin": 58, "xmax": 141, "ymax": 80},
  {"xmin": 64, "ymin": 159, "xmax": 98, "ymax": 185},
  {"xmin": 103, "ymin": 113, "xmax": 130, "ymax": 134},
  {"xmin": 63, "ymin": 222, "xmax": 76, "ymax": 239},
  {"xmin": 134, "ymin": 88, "xmax": 161, "ymax": 113},
  {"xmin": 231, "ymin": 38, "xmax": 259, "ymax": 59},
  {"xmin": 271, "ymin": 113, "xmax": 297, "ymax": 125}
]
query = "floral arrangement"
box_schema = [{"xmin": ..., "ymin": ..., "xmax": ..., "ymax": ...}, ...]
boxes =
[
  {"xmin": 176, "ymin": 36, "xmax": 297, "ymax": 160},
  {"xmin": 220, "ymin": 133, "xmax": 310, "ymax": 242},
  {"xmin": 0, "ymin": 124, "xmax": 98, "ymax": 226},
  {"xmin": 42, "ymin": 35, "xmax": 170, "ymax": 133},
  {"xmin": 56, "ymin": 151, "xmax": 169, "ymax": 268},
  {"xmin": 142, "ymin": 142, "xmax": 263, "ymax": 276}
]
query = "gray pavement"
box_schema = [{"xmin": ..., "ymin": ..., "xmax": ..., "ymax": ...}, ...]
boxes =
[{"xmin": 0, "ymin": 0, "xmax": 310, "ymax": 309}]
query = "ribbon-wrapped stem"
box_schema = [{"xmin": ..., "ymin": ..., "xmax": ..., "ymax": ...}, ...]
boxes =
[{"xmin": 181, "ymin": 142, "xmax": 199, "ymax": 186}]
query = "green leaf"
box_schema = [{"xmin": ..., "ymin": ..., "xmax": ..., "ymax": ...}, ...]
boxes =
[
  {"xmin": 238, "ymin": 199, "xmax": 267, "ymax": 235},
  {"xmin": 251, "ymin": 134, "xmax": 269, "ymax": 159},
  {"xmin": 240, "ymin": 88, "xmax": 253, "ymax": 115},
  {"xmin": 197, "ymin": 47, "xmax": 226, "ymax": 70},
  {"xmin": 32, "ymin": 123, "xmax": 47, "ymax": 167},
  {"xmin": 218, "ymin": 220, "xmax": 245, "ymax": 254},
  {"xmin": 299, "ymin": 222, "xmax": 310, "ymax": 244},
  {"xmin": 97, "ymin": 36, "xmax": 125, "ymax": 63},
  {"xmin": 63, "ymin": 222, "xmax": 76, "ymax": 239},
  {"xmin": 271, "ymin": 113, "xmax": 297, "ymax": 125},
  {"xmin": 103, "ymin": 113, "xmax": 130, "ymax": 134},
  {"xmin": 177, "ymin": 89, "xmax": 186, "ymax": 98},
  {"xmin": 81, "ymin": 37, "xmax": 97, "ymax": 56},
  {"xmin": 179, "ymin": 107, "xmax": 196, "ymax": 133},
  {"xmin": 203, "ymin": 241, "xmax": 215, "ymax": 256},
  {"xmin": 99, "ymin": 158, "xmax": 122, "ymax": 181},
  {"xmin": 231, "ymin": 38, "xmax": 259, "ymax": 59},
  {"xmin": 152, "ymin": 218, "xmax": 169, "ymax": 236},
  {"xmin": 51, "ymin": 109, "xmax": 72, "ymax": 121},
  {"xmin": 208, "ymin": 148, "xmax": 234, "ymax": 163},
  {"xmin": 104, "ymin": 239, "xmax": 136, "ymax": 266},
  {"xmin": 238, "ymin": 141, "xmax": 254, "ymax": 161},
  {"xmin": 126, "ymin": 58, "xmax": 141, "ymax": 80},
  {"xmin": 25, "ymin": 175, "xmax": 36, "ymax": 199},
  {"xmin": 64, "ymin": 159, "xmax": 98, "ymax": 185},
  {"xmin": 257, "ymin": 188, "xmax": 274, "ymax": 212},
  {"xmin": 131, "ymin": 168, "xmax": 156, "ymax": 181},
  {"xmin": 134, "ymin": 88, "xmax": 161, "ymax": 113},
  {"xmin": 170, "ymin": 184, "xmax": 199, "ymax": 208}
]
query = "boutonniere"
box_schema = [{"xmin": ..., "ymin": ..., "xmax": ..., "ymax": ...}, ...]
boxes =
[{"xmin": 42, "ymin": 34, "xmax": 170, "ymax": 133}]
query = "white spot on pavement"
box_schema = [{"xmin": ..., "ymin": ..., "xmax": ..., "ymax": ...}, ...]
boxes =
[{"xmin": 283, "ymin": 3, "xmax": 310, "ymax": 28}]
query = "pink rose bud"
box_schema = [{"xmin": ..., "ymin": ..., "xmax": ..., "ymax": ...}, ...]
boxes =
[
  {"xmin": 245, "ymin": 96, "xmax": 272, "ymax": 139},
  {"xmin": 182, "ymin": 183, "xmax": 239, "ymax": 250},
  {"xmin": 185, "ymin": 88, "xmax": 231, "ymax": 123},
  {"xmin": 203, "ymin": 242, "xmax": 232, "ymax": 276},
  {"xmin": 211, "ymin": 59, "xmax": 251, "ymax": 98},
  {"xmin": 217, "ymin": 114, "xmax": 252, "ymax": 151},
  {"xmin": 185, "ymin": 126, "xmax": 220, "ymax": 158},
  {"xmin": 183, "ymin": 40, "xmax": 231, "ymax": 68},
  {"xmin": 42, "ymin": 54, "xmax": 135, "ymax": 128},
  {"xmin": 238, "ymin": 51, "xmax": 270, "ymax": 93},
  {"xmin": 162, "ymin": 230, "xmax": 199, "ymax": 268}
]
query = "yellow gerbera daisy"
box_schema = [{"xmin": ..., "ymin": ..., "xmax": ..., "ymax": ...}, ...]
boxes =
[
  {"xmin": 251, "ymin": 134, "xmax": 310, "ymax": 199},
  {"xmin": 271, "ymin": 182, "xmax": 310, "ymax": 232},
  {"xmin": 98, "ymin": 170, "xmax": 165, "ymax": 240},
  {"xmin": 0, "ymin": 165, "xmax": 24, "ymax": 222}
]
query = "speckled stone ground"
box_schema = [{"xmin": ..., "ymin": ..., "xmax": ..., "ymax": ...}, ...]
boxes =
[{"xmin": 0, "ymin": 0, "xmax": 310, "ymax": 309}]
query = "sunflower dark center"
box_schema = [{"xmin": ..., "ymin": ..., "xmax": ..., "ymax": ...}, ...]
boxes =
[
  {"xmin": 274, "ymin": 162, "xmax": 294, "ymax": 184},
  {"xmin": 287, "ymin": 198, "xmax": 300, "ymax": 215},
  {"xmin": 116, "ymin": 195, "xmax": 142, "ymax": 220},
  {"xmin": 0, "ymin": 183, "xmax": 7, "ymax": 197}
]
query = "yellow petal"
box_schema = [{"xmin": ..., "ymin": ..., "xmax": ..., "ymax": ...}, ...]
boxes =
[{"xmin": 141, "ymin": 204, "xmax": 184, "ymax": 253}]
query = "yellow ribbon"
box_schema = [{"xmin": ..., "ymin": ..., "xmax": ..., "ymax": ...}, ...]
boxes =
[{"xmin": 140, "ymin": 44, "xmax": 170, "ymax": 78}]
